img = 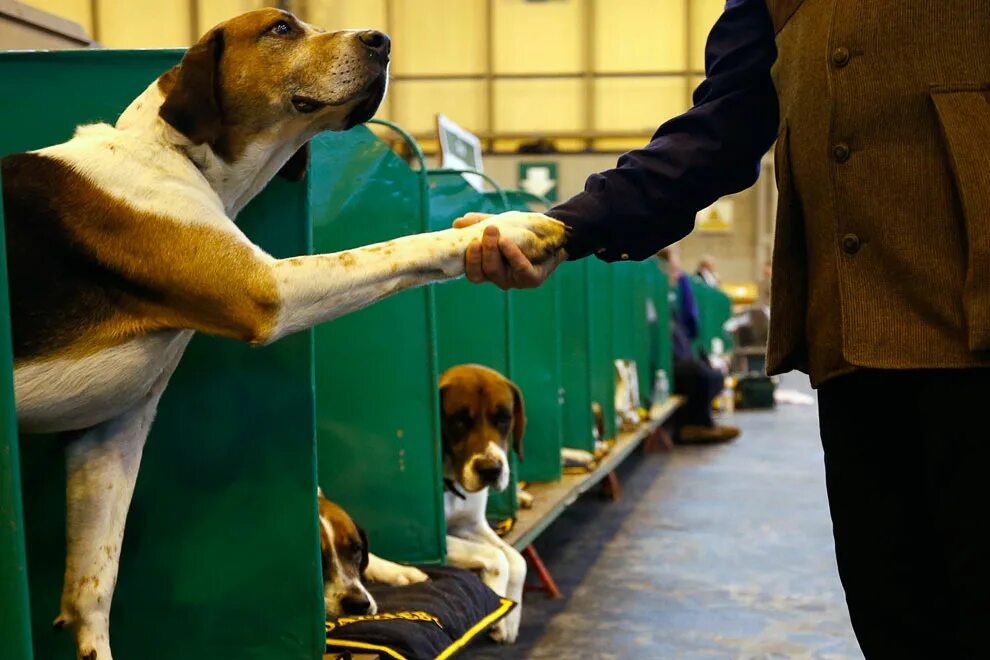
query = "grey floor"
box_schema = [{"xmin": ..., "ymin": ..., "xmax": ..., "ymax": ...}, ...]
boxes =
[{"xmin": 466, "ymin": 374, "xmax": 863, "ymax": 659}]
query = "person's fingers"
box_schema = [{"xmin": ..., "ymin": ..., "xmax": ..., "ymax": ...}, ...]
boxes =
[
  {"xmin": 497, "ymin": 237, "xmax": 541, "ymax": 288},
  {"xmin": 452, "ymin": 212, "xmax": 492, "ymax": 229},
  {"xmin": 481, "ymin": 226, "xmax": 510, "ymax": 288},
  {"xmin": 465, "ymin": 241, "xmax": 485, "ymax": 283}
]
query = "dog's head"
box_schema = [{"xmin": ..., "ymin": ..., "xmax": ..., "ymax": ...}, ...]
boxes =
[
  {"xmin": 317, "ymin": 488, "xmax": 376, "ymax": 617},
  {"xmin": 439, "ymin": 364, "xmax": 526, "ymax": 493},
  {"xmin": 158, "ymin": 8, "xmax": 389, "ymax": 177}
]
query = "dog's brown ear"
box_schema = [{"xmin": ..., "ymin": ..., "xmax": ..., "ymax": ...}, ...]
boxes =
[
  {"xmin": 159, "ymin": 28, "xmax": 225, "ymax": 146},
  {"xmin": 509, "ymin": 381, "xmax": 526, "ymax": 462},
  {"xmin": 357, "ymin": 526, "xmax": 370, "ymax": 576},
  {"xmin": 277, "ymin": 143, "xmax": 311, "ymax": 181}
]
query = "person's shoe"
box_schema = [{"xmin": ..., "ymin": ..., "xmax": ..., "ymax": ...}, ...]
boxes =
[{"xmin": 676, "ymin": 424, "xmax": 741, "ymax": 445}]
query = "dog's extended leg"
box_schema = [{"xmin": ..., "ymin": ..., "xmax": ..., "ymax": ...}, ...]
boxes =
[
  {"xmin": 262, "ymin": 213, "xmax": 564, "ymax": 342},
  {"xmin": 459, "ymin": 526, "xmax": 527, "ymax": 644},
  {"xmin": 446, "ymin": 535, "xmax": 510, "ymax": 598},
  {"xmin": 53, "ymin": 339, "xmax": 185, "ymax": 660},
  {"xmin": 365, "ymin": 553, "xmax": 428, "ymax": 586}
]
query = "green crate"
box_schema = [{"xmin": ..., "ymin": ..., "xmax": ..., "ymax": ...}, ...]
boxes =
[
  {"xmin": 1, "ymin": 168, "xmax": 34, "ymax": 660},
  {"xmin": 645, "ymin": 260, "xmax": 675, "ymax": 396},
  {"xmin": 611, "ymin": 262, "xmax": 652, "ymax": 410},
  {"xmin": 687, "ymin": 276, "xmax": 734, "ymax": 358},
  {"xmin": 1, "ymin": 50, "xmax": 323, "ymax": 660},
  {"xmin": 309, "ymin": 128, "xmax": 445, "ymax": 564},
  {"xmin": 426, "ymin": 172, "xmax": 517, "ymax": 521},
  {"xmin": 557, "ymin": 260, "xmax": 595, "ymax": 451},
  {"xmin": 587, "ymin": 258, "xmax": 617, "ymax": 440}
]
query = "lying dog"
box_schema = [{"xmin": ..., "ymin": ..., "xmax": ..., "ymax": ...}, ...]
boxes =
[
  {"xmin": 317, "ymin": 488, "xmax": 427, "ymax": 617},
  {"xmin": 440, "ymin": 364, "xmax": 528, "ymax": 643},
  {"xmin": 0, "ymin": 9, "xmax": 564, "ymax": 660}
]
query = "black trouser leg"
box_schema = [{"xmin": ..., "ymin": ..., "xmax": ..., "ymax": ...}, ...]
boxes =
[
  {"xmin": 673, "ymin": 359, "xmax": 723, "ymax": 427},
  {"xmin": 817, "ymin": 369, "xmax": 990, "ymax": 659}
]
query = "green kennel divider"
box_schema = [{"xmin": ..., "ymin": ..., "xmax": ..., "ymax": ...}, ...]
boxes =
[
  {"xmin": 645, "ymin": 260, "xmax": 675, "ymax": 397},
  {"xmin": 587, "ymin": 258, "xmax": 617, "ymax": 440},
  {"xmin": 557, "ymin": 260, "xmax": 595, "ymax": 452},
  {"xmin": 309, "ymin": 125, "xmax": 445, "ymax": 564},
  {"xmin": 426, "ymin": 171, "xmax": 518, "ymax": 521},
  {"xmin": 502, "ymin": 190, "xmax": 563, "ymax": 484},
  {"xmin": 0, "ymin": 51, "xmax": 323, "ymax": 660},
  {"xmin": 611, "ymin": 262, "xmax": 652, "ymax": 409},
  {"xmin": 0, "ymin": 168, "xmax": 34, "ymax": 660},
  {"xmin": 688, "ymin": 276, "xmax": 734, "ymax": 357}
]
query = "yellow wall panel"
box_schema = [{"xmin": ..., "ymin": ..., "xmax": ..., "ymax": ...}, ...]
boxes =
[
  {"xmin": 493, "ymin": 0, "xmax": 583, "ymax": 74},
  {"xmin": 595, "ymin": 76, "xmax": 690, "ymax": 131},
  {"xmin": 690, "ymin": 0, "xmax": 724, "ymax": 70},
  {"xmin": 390, "ymin": 0, "xmax": 487, "ymax": 75},
  {"xmin": 23, "ymin": 0, "xmax": 92, "ymax": 35},
  {"xmin": 389, "ymin": 80, "xmax": 488, "ymax": 136},
  {"xmin": 307, "ymin": 0, "xmax": 387, "ymax": 31},
  {"xmin": 197, "ymin": 0, "xmax": 263, "ymax": 33},
  {"xmin": 96, "ymin": 0, "xmax": 190, "ymax": 48},
  {"xmin": 593, "ymin": 0, "xmax": 685, "ymax": 73},
  {"xmin": 494, "ymin": 79, "xmax": 583, "ymax": 132}
]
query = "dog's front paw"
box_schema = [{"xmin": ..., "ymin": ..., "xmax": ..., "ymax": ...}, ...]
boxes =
[
  {"xmin": 479, "ymin": 212, "xmax": 567, "ymax": 265},
  {"xmin": 489, "ymin": 607, "xmax": 521, "ymax": 644},
  {"xmin": 392, "ymin": 565, "xmax": 429, "ymax": 586}
]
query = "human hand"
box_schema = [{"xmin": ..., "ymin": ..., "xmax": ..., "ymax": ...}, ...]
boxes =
[{"xmin": 453, "ymin": 212, "xmax": 567, "ymax": 290}]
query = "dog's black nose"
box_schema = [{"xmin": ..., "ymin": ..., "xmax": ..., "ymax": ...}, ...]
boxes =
[
  {"xmin": 341, "ymin": 594, "xmax": 372, "ymax": 615},
  {"xmin": 475, "ymin": 459, "xmax": 503, "ymax": 484},
  {"xmin": 358, "ymin": 30, "xmax": 391, "ymax": 56}
]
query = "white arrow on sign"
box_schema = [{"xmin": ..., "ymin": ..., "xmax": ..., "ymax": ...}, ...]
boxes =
[{"xmin": 520, "ymin": 166, "xmax": 556, "ymax": 198}]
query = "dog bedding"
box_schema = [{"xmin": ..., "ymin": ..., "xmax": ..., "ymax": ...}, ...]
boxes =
[{"xmin": 325, "ymin": 565, "xmax": 514, "ymax": 660}]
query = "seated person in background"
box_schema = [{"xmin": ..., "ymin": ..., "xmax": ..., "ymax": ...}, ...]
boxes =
[
  {"xmin": 659, "ymin": 248, "xmax": 740, "ymax": 445},
  {"xmin": 696, "ymin": 255, "xmax": 720, "ymax": 288}
]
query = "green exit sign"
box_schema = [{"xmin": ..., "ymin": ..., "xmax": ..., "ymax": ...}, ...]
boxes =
[{"xmin": 517, "ymin": 161, "xmax": 558, "ymax": 202}]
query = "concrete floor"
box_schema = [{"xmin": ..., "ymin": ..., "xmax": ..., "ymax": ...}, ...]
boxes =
[{"xmin": 466, "ymin": 374, "xmax": 863, "ymax": 659}]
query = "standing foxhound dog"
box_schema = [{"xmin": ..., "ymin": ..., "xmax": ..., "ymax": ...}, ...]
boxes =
[
  {"xmin": 0, "ymin": 9, "xmax": 564, "ymax": 660},
  {"xmin": 440, "ymin": 365, "xmax": 528, "ymax": 644}
]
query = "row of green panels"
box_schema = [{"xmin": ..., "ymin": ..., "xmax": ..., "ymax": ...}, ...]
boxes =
[{"xmin": 0, "ymin": 50, "xmax": 681, "ymax": 660}]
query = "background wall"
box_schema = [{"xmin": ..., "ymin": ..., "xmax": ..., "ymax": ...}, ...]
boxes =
[{"xmin": 12, "ymin": 0, "xmax": 775, "ymax": 281}]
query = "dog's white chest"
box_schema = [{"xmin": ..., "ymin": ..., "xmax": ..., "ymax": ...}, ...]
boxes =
[{"xmin": 14, "ymin": 330, "xmax": 193, "ymax": 433}]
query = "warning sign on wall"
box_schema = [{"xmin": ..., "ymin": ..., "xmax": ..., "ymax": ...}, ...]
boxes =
[{"xmin": 696, "ymin": 199, "xmax": 734, "ymax": 233}]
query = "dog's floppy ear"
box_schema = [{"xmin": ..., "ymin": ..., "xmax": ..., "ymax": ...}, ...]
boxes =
[
  {"xmin": 357, "ymin": 525, "xmax": 370, "ymax": 576},
  {"xmin": 509, "ymin": 381, "xmax": 526, "ymax": 462},
  {"xmin": 159, "ymin": 28, "xmax": 225, "ymax": 146},
  {"xmin": 278, "ymin": 143, "xmax": 311, "ymax": 181}
]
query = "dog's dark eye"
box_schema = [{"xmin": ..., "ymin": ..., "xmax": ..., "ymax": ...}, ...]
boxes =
[
  {"xmin": 270, "ymin": 21, "xmax": 292, "ymax": 36},
  {"xmin": 492, "ymin": 411, "xmax": 512, "ymax": 432}
]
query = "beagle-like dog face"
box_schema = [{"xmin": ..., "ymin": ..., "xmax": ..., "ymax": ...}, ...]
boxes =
[
  {"xmin": 439, "ymin": 364, "xmax": 526, "ymax": 493},
  {"xmin": 317, "ymin": 489, "xmax": 376, "ymax": 617},
  {"xmin": 158, "ymin": 7, "xmax": 389, "ymax": 170}
]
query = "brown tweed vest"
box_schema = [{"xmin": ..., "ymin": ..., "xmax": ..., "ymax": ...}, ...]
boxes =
[{"xmin": 764, "ymin": 0, "xmax": 990, "ymax": 386}]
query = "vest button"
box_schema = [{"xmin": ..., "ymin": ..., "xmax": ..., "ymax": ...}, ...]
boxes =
[
  {"xmin": 833, "ymin": 143, "xmax": 851, "ymax": 163},
  {"xmin": 832, "ymin": 47, "xmax": 851, "ymax": 67},
  {"xmin": 842, "ymin": 234, "xmax": 861, "ymax": 255}
]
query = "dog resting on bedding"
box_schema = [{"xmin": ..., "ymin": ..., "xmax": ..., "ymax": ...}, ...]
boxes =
[{"xmin": 0, "ymin": 9, "xmax": 564, "ymax": 660}]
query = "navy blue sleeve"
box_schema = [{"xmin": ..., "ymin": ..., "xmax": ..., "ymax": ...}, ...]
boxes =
[
  {"xmin": 547, "ymin": 0, "xmax": 779, "ymax": 261},
  {"xmin": 677, "ymin": 274, "xmax": 701, "ymax": 341}
]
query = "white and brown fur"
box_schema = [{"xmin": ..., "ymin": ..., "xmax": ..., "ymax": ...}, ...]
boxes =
[
  {"xmin": 0, "ymin": 9, "xmax": 564, "ymax": 660},
  {"xmin": 439, "ymin": 364, "xmax": 528, "ymax": 644},
  {"xmin": 317, "ymin": 488, "xmax": 427, "ymax": 617}
]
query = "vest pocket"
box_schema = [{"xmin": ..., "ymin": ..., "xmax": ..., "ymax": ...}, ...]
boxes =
[{"xmin": 931, "ymin": 85, "xmax": 990, "ymax": 351}]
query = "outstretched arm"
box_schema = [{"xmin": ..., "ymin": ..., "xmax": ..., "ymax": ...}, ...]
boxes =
[{"xmin": 460, "ymin": 0, "xmax": 778, "ymax": 287}]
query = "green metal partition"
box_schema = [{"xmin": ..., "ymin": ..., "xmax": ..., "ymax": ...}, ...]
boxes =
[
  {"xmin": 1, "ymin": 169, "xmax": 34, "ymax": 660},
  {"xmin": 645, "ymin": 260, "xmax": 674, "ymax": 397},
  {"xmin": 611, "ymin": 262, "xmax": 652, "ymax": 409},
  {"xmin": 426, "ymin": 172, "xmax": 518, "ymax": 520},
  {"xmin": 586, "ymin": 258, "xmax": 617, "ymax": 440},
  {"xmin": 1, "ymin": 51, "xmax": 323, "ymax": 660},
  {"xmin": 558, "ymin": 260, "xmax": 595, "ymax": 451},
  {"xmin": 310, "ymin": 127, "xmax": 445, "ymax": 564},
  {"xmin": 688, "ymin": 276, "xmax": 734, "ymax": 357}
]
